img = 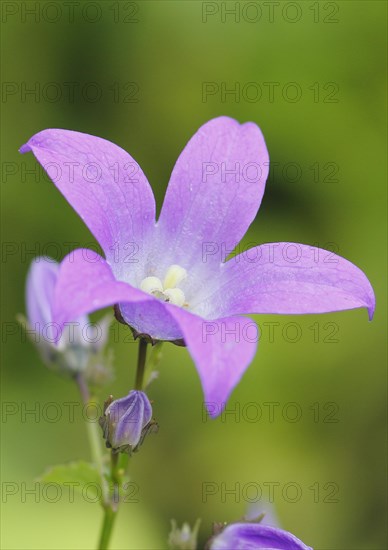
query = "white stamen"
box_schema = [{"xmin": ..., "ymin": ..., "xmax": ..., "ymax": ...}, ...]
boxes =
[
  {"xmin": 164, "ymin": 288, "xmax": 186, "ymax": 307},
  {"xmin": 140, "ymin": 276, "xmax": 163, "ymax": 294},
  {"xmin": 139, "ymin": 264, "xmax": 188, "ymax": 308},
  {"xmin": 163, "ymin": 264, "xmax": 187, "ymax": 290}
]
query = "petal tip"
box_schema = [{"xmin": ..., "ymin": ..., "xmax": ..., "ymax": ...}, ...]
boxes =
[
  {"xmin": 206, "ymin": 402, "xmax": 223, "ymax": 419},
  {"xmin": 19, "ymin": 142, "xmax": 30, "ymax": 154},
  {"xmin": 368, "ymin": 304, "xmax": 375, "ymax": 321},
  {"xmin": 366, "ymin": 283, "xmax": 376, "ymax": 321}
]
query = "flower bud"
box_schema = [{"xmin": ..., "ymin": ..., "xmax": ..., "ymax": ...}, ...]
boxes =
[
  {"xmin": 168, "ymin": 519, "xmax": 201, "ymax": 550},
  {"xmin": 208, "ymin": 522, "xmax": 312, "ymax": 550},
  {"xmin": 24, "ymin": 257, "xmax": 112, "ymax": 383},
  {"xmin": 99, "ymin": 390, "xmax": 156, "ymax": 454}
]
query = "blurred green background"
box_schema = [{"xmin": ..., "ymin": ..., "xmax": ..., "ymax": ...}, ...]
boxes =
[{"xmin": 1, "ymin": 1, "xmax": 386, "ymax": 549}]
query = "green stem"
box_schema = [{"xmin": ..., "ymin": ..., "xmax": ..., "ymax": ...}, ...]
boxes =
[
  {"xmin": 97, "ymin": 338, "xmax": 148, "ymax": 550},
  {"xmin": 110, "ymin": 451, "xmax": 120, "ymax": 508},
  {"xmin": 86, "ymin": 405, "xmax": 110, "ymax": 504},
  {"xmin": 75, "ymin": 373, "xmax": 109, "ymax": 506},
  {"xmin": 143, "ymin": 341, "xmax": 163, "ymax": 388},
  {"xmin": 75, "ymin": 372, "xmax": 89, "ymax": 403},
  {"xmin": 75, "ymin": 372, "xmax": 113, "ymax": 550},
  {"xmin": 134, "ymin": 338, "xmax": 148, "ymax": 390},
  {"xmin": 98, "ymin": 506, "xmax": 117, "ymax": 550},
  {"xmin": 97, "ymin": 451, "xmax": 120, "ymax": 550}
]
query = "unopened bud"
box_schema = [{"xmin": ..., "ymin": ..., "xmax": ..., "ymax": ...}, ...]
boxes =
[
  {"xmin": 24, "ymin": 257, "xmax": 113, "ymax": 383},
  {"xmin": 99, "ymin": 390, "xmax": 157, "ymax": 454}
]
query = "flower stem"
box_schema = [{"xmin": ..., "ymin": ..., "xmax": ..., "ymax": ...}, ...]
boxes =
[
  {"xmin": 134, "ymin": 338, "xmax": 148, "ymax": 390},
  {"xmin": 111, "ymin": 451, "xmax": 120, "ymax": 509},
  {"xmin": 74, "ymin": 372, "xmax": 114, "ymax": 550},
  {"xmin": 98, "ymin": 506, "xmax": 117, "ymax": 550},
  {"xmin": 97, "ymin": 451, "xmax": 121, "ymax": 550},
  {"xmin": 75, "ymin": 373, "xmax": 110, "ymax": 506},
  {"xmin": 97, "ymin": 338, "xmax": 148, "ymax": 550},
  {"xmin": 75, "ymin": 372, "xmax": 89, "ymax": 403},
  {"xmin": 143, "ymin": 341, "xmax": 163, "ymax": 388}
]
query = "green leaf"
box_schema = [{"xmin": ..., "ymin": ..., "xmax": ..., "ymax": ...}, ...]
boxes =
[{"xmin": 37, "ymin": 461, "xmax": 101, "ymax": 496}]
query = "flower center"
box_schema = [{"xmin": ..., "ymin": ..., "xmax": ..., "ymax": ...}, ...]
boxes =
[{"xmin": 140, "ymin": 264, "xmax": 188, "ymax": 307}]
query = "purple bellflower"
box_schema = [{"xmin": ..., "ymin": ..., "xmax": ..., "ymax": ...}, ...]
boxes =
[
  {"xmin": 99, "ymin": 390, "xmax": 154, "ymax": 453},
  {"xmin": 20, "ymin": 117, "xmax": 375, "ymax": 417},
  {"xmin": 208, "ymin": 522, "xmax": 312, "ymax": 550},
  {"xmin": 25, "ymin": 256, "xmax": 111, "ymax": 381}
]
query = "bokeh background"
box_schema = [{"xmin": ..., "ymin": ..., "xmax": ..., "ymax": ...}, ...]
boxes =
[{"xmin": 1, "ymin": 1, "xmax": 387, "ymax": 549}]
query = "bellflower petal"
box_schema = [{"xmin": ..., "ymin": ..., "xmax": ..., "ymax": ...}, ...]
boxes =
[
  {"xmin": 155, "ymin": 117, "xmax": 269, "ymax": 274},
  {"xmin": 51, "ymin": 248, "xmax": 155, "ymax": 338},
  {"xmin": 119, "ymin": 299, "xmax": 184, "ymax": 341},
  {"xmin": 20, "ymin": 129, "xmax": 156, "ymax": 280},
  {"xmin": 210, "ymin": 523, "xmax": 312, "ymax": 550},
  {"xmin": 206, "ymin": 243, "xmax": 375, "ymax": 321},
  {"xmin": 166, "ymin": 308, "xmax": 258, "ymax": 417}
]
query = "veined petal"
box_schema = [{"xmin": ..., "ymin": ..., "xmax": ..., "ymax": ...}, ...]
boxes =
[
  {"xmin": 166, "ymin": 308, "xmax": 258, "ymax": 418},
  {"xmin": 20, "ymin": 129, "xmax": 156, "ymax": 279},
  {"xmin": 207, "ymin": 242, "xmax": 375, "ymax": 320},
  {"xmin": 155, "ymin": 117, "xmax": 269, "ymax": 278}
]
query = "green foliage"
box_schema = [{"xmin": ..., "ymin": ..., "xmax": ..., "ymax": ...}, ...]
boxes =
[{"xmin": 37, "ymin": 461, "xmax": 101, "ymax": 495}]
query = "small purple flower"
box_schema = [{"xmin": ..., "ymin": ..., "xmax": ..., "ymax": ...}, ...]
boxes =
[
  {"xmin": 99, "ymin": 390, "xmax": 154, "ymax": 453},
  {"xmin": 209, "ymin": 523, "xmax": 312, "ymax": 550},
  {"xmin": 20, "ymin": 117, "xmax": 375, "ymax": 416},
  {"xmin": 25, "ymin": 256, "xmax": 111, "ymax": 379}
]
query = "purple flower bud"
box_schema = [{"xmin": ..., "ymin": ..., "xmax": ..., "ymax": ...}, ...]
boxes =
[
  {"xmin": 99, "ymin": 391, "xmax": 155, "ymax": 454},
  {"xmin": 26, "ymin": 257, "xmax": 62, "ymax": 363},
  {"xmin": 209, "ymin": 523, "xmax": 312, "ymax": 550},
  {"xmin": 25, "ymin": 257, "xmax": 112, "ymax": 381}
]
